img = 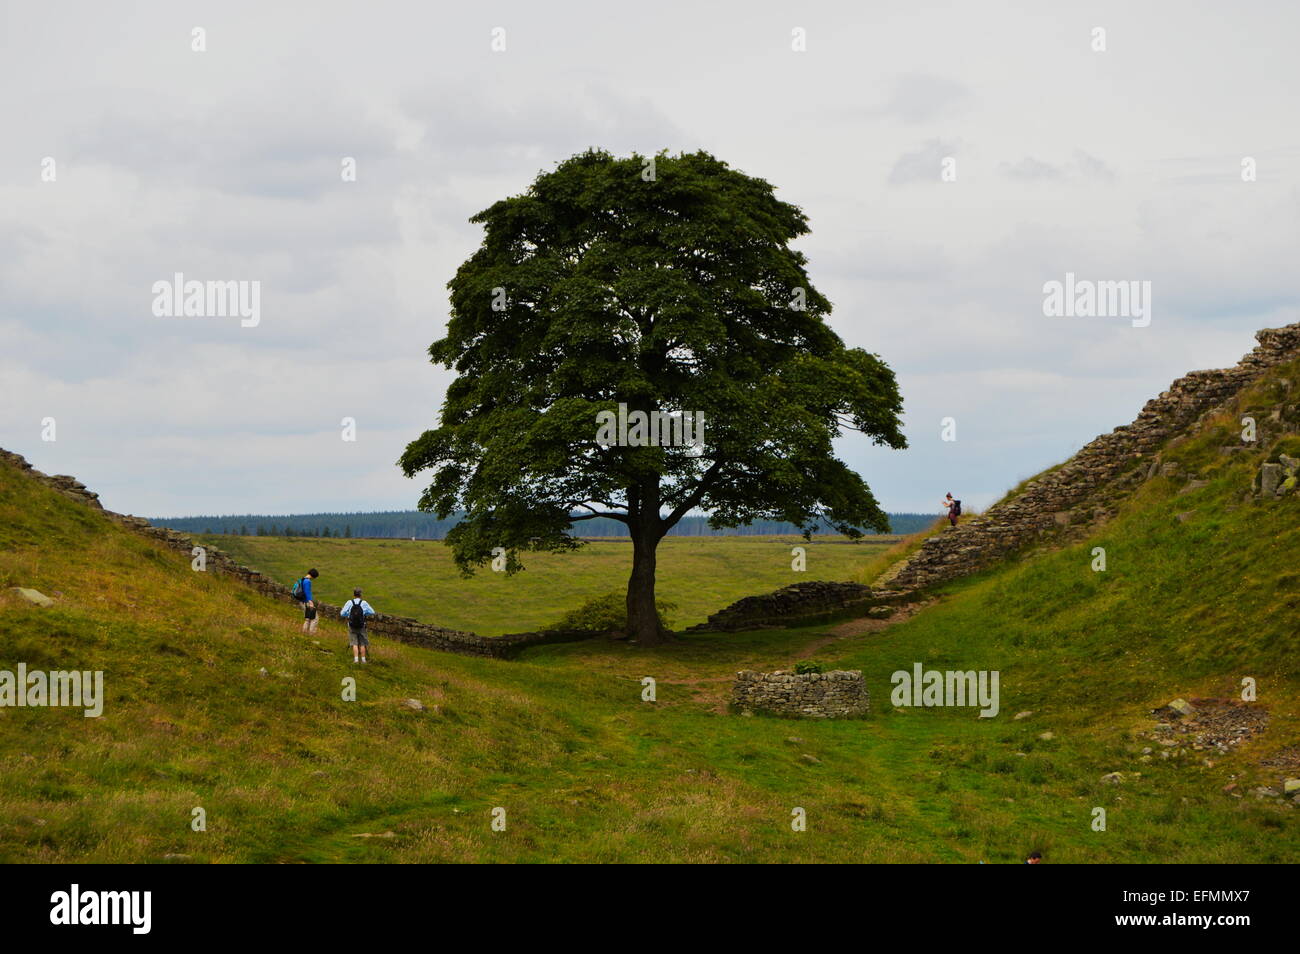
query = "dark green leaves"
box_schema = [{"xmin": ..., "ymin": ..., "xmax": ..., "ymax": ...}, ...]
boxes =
[{"xmin": 401, "ymin": 149, "xmax": 906, "ymax": 571}]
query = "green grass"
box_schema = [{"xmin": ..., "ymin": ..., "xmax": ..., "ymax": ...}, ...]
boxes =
[
  {"xmin": 194, "ymin": 533, "xmax": 894, "ymax": 635},
  {"xmin": 2, "ymin": 358, "xmax": 1299, "ymax": 862}
]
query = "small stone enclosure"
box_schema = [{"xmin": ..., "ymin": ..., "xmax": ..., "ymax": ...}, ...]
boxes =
[{"xmin": 731, "ymin": 669, "xmax": 870, "ymax": 718}]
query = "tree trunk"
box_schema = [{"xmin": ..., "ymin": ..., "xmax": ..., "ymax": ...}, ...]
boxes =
[
  {"xmin": 626, "ymin": 491, "xmax": 670, "ymax": 645},
  {"xmin": 627, "ymin": 524, "xmax": 669, "ymax": 645}
]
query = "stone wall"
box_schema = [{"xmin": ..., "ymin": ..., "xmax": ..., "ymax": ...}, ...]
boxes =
[
  {"xmin": 687, "ymin": 580, "xmax": 899, "ymax": 632},
  {"xmin": 731, "ymin": 669, "xmax": 870, "ymax": 718},
  {"xmin": 0, "ymin": 448, "xmax": 592, "ymax": 660},
  {"xmin": 883, "ymin": 322, "xmax": 1300, "ymax": 590}
]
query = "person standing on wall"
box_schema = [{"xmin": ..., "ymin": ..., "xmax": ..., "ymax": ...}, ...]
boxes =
[{"xmin": 943, "ymin": 493, "xmax": 962, "ymax": 528}]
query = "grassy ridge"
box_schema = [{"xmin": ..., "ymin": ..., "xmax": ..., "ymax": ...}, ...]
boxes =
[{"xmin": 194, "ymin": 534, "xmax": 893, "ymax": 635}]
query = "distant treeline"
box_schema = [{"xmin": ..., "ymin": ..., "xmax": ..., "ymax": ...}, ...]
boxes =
[{"xmin": 156, "ymin": 510, "xmax": 936, "ymax": 539}]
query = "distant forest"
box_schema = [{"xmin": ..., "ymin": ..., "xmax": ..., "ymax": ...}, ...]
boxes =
[{"xmin": 156, "ymin": 511, "xmax": 937, "ymax": 539}]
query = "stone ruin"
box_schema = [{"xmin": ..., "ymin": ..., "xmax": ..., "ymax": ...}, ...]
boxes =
[
  {"xmin": 731, "ymin": 669, "xmax": 870, "ymax": 718},
  {"xmin": 687, "ymin": 580, "xmax": 877, "ymax": 632}
]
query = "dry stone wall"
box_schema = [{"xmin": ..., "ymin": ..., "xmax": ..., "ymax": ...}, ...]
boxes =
[
  {"xmin": 883, "ymin": 322, "xmax": 1300, "ymax": 590},
  {"xmin": 0, "ymin": 448, "xmax": 591, "ymax": 660},
  {"xmin": 687, "ymin": 580, "xmax": 904, "ymax": 632},
  {"xmin": 731, "ymin": 669, "xmax": 869, "ymax": 718}
]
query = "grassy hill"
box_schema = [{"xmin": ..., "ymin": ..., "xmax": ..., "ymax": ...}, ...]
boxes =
[
  {"xmin": 1, "ymin": 357, "xmax": 1298, "ymax": 863},
  {"xmin": 195, "ymin": 534, "xmax": 894, "ymax": 635}
]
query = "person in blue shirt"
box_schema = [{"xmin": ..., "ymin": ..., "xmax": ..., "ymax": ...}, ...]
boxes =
[
  {"xmin": 297, "ymin": 568, "xmax": 320, "ymax": 635},
  {"xmin": 340, "ymin": 588, "xmax": 377, "ymax": 663}
]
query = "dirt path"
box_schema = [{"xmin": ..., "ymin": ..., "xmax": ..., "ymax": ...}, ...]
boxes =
[{"xmin": 795, "ymin": 596, "xmax": 937, "ymax": 658}]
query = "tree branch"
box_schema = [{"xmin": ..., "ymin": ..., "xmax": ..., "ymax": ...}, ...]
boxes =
[
  {"xmin": 662, "ymin": 460, "xmax": 725, "ymax": 529},
  {"xmin": 569, "ymin": 502, "xmax": 629, "ymax": 523}
]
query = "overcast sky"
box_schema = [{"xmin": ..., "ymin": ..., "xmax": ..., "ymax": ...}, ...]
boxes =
[{"xmin": 2, "ymin": 0, "xmax": 1297, "ymax": 519}]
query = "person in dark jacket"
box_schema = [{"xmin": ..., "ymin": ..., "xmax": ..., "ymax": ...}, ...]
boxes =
[
  {"xmin": 943, "ymin": 493, "xmax": 961, "ymax": 527},
  {"xmin": 339, "ymin": 588, "xmax": 376, "ymax": 663}
]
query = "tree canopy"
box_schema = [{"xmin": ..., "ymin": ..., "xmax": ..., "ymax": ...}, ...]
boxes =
[{"xmin": 400, "ymin": 149, "xmax": 906, "ymax": 643}]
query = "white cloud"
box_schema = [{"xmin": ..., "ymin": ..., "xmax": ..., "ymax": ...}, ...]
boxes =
[{"xmin": 2, "ymin": 0, "xmax": 1298, "ymax": 516}]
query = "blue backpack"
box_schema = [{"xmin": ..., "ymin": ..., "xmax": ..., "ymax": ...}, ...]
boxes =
[{"xmin": 291, "ymin": 577, "xmax": 306, "ymax": 602}]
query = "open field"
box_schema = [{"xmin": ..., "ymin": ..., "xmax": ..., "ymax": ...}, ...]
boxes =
[{"xmin": 192, "ymin": 533, "xmax": 898, "ymax": 635}]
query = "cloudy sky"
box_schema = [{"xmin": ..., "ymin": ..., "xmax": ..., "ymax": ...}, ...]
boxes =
[{"xmin": 2, "ymin": 0, "xmax": 1297, "ymax": 519}]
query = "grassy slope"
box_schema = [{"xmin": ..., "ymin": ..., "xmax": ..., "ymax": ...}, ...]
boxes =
[
  {"xmin": 193, "ymin": 534, "xmax": 893, "ymax": 635},
  {"xmin": 1, "ymin": 360, "xmax": 1298, "ymax": 863}
]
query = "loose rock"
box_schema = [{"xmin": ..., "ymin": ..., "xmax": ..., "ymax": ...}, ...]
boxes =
[{"xmin": 9, "ymin": 587, "xmax": 54, "ymax": 608}]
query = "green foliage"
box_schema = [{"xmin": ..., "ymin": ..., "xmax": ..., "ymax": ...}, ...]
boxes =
[
  {"xmin": 794, "ymin": 660, "xmax": 824, "ymax": 674},
  {"xmin": 399, "ymin": 149, "xmax": 907, "ymax": 580},
  {"xmin": 551, "ymin": 591, "xmax": 675, "ymax": 634}
]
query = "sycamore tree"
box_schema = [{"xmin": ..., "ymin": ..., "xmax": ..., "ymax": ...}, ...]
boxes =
[{"xmin": 399, "ymin": 149, "xmax": 905, "ymax": 645}]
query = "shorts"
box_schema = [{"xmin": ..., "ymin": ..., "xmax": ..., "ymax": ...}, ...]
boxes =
[
  {"xmin": 348, "ymin": 628, "xmax": 369, "ymax": 647},
  {"xmin": 304, "ymin": 605, "xmax": 317, "ymax": 620}
]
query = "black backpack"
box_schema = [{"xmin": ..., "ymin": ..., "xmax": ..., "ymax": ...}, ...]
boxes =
[
  {"xmin": 291, "ymin": 577, "xmax": 306, "ymax": 602},
  {"xmin": 952, "ymin": 499, "xmax": 962, "ymax": 516},
  {"xmin": 349, "ymin": 599, "xmax": 366, "ymax": 629}
]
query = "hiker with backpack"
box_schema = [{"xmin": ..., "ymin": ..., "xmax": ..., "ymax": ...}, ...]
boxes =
[
  {"xmin": 292, "ymin": 568, "xmax": 320, "ymax": 634},
  {"xmin": 340, "ymin": 588, "xmax": 376, "ymax": 663},
  {"xmin": 943, "ymin": 493, "xmax": 962, "ymax": 527}
]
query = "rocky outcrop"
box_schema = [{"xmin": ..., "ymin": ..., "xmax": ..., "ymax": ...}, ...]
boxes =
[
  {"xmin": 0, "ymin": 451, "xmax": 104, "ymax": 511},
  {"xmin": 884, "ymin": 322, "xmax": 1300, "ymax": 589},
  {"xmin": 731, "ymin": 669, "xmax": 869, "ymax": 718},
  {"xmin": 1255, "ymin": 453, "xmax": 1299, "ymax": 498},
  {"xmin": 0, "ymin": 448, "xmax": 592, "ymax": 660}
]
